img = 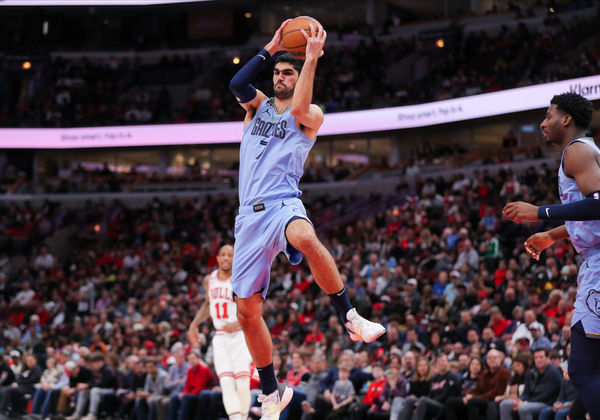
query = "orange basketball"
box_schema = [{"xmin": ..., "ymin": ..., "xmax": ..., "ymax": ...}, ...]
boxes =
[{"xmin": 281, "ymin": 16, "xmax": 322, "ymax": 59}]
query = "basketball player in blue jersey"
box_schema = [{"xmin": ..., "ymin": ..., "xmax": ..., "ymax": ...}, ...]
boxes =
[
  {"xmin": 503, "ymin": 93, "xmax": 600, "ymax": 419},
  {"xmin": 228, "ymin": 20, "xmax": 385, "ymax": 419}
]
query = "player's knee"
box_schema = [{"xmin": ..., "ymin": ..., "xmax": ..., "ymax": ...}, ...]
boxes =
[
  {"xmin": 290, "ymin": 230, "xmax": 318, "ymax": 253},
  {"xmin": 236, "ymin": 302, "xmax": 260, "ymax": 327}
]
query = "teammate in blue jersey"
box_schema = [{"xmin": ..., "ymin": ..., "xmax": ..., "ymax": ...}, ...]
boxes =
[
  {"xmin": 228, "ymin": 20, "xmax": 386, "ymax": 420},
  {"xmin": 503, "ymin": 92, "xmax": 600, "ymax": 419}
]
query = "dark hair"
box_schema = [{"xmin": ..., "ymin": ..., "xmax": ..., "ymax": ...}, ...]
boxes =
[
  {"xmin": 275, "ymin": 53, "xmax": 303, "ymax": 74},
  {"xmin": 435, "ymin": 353, "xmax": 448, "ymax": 361},
  {"xmin": 550, "ymin": 92, "xmax": 594, "ymax": 129},
  {"xmin": 533, "ymin": 348, "xmax": 549, "ymax": 357},
  {"xmin": 469, "ymin": 356, "xmax": 488, "ymax": 374},
  {"xmin": 90, "ymin": 352, "xmax": 105, "ymax": 363},
  {"xmin": 548, "ymin": 349, "xmax": 561, "ymax": 360},
  {"xmin": 513, "ymin": 351, "xmax": 532, "ymax": 369}
]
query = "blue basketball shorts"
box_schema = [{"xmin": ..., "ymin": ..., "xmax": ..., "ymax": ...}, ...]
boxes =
[
  {"xmin": 232, "ymin": 197, "xmax": 311, "ymax": 299},
  {"xmin": 572, "ymin": 248, "xmax": 600, "ymax": 338}
]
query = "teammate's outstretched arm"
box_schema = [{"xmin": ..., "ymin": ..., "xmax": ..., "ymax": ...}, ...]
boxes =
[
  {"xmin": 290, "ymin": 23, "xmax": 326, "ymax": 132},
  {"xmin": 503, "ymin": 142, "xmax": 600, "ymax": 223},
  {"xmin": 523, "ymin": 225, "xmax": 569, "ymax": 261},
  {"xmin": 229, "ymin": 19, "xmax": 291, "ymax": 118}
]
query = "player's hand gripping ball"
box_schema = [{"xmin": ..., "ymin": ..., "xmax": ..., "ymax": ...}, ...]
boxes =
[{"xmin": 281, "ymin": 16, "xmax": 324, "ymax": 59}]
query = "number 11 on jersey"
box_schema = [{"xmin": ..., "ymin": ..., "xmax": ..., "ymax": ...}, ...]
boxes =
[{"xmin": 215, "ymin": 302, "xmax": 229, "ymax": 319}]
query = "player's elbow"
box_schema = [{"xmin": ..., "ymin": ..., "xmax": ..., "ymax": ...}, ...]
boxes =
[
  {"xmin": 228, "ymin": 77, "xmax": 242, "ymax": 93},
  {"xmin": 290, "ymin": 106, "xmax": 307, "ymax": 118}
]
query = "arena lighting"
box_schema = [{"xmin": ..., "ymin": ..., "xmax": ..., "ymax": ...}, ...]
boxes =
[
  {"xmin": 0, "ymin": 74, "xmax": 598, "ymax": 149},
  {"xmin": 436, "ymin": 38, "xmax": 445, "ymax": 48},
  {"xmin": 22, "ymin": 61, "xmax": 31, "ymax": 70},
  {"xmin": 232, "ymin": 56, "xmax": 240, "ymax": 65},
  {"xmin": 0, "ymin": 0, "xmax": 210, "ymax": 6}
]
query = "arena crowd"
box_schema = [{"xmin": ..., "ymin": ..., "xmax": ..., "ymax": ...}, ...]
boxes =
[{"xmin": 0, "ymin": 155, "xmax": 589, "ymax": 419}]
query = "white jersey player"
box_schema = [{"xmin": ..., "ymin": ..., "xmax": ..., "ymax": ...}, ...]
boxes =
[{"xmin": 188, "ymin": 245, "xmax": 252, "ymax": 420}]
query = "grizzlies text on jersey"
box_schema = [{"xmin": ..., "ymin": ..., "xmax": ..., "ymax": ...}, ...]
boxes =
[{"xmin": 238, "ymin": 98, "xmax": 315, "ymax": 206}]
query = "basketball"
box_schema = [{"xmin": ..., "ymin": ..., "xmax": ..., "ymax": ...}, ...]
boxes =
[{"xmin": 281, "ymin": 16, "xmax": 322, "ymax": 59}]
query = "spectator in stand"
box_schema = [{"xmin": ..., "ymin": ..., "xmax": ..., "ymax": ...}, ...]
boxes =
[
  {"xmin": 0, "ymin": 355, "xmax": 16, "ymax": 387},
  {"xmin": 34, "ymin": 245, "xmax": 55, "ymax": 270},
  {"xmin": 360, "ymin": 253, "xmax": 381, "ymax": 279},
  {"xmin": 325, "ymin": 364, "xmax": 355, "ymax": 420},
  {"xmin": 167, "ymin": 350, "xmax": 215, "ymax": 420},
  {"xmin": 30, "ymin": 356, "xmax": 65, "ymax": 417},
  {"xmin": 348, "ymin": 362, "xmax": 386, "ymax": 420},
  {"xmin": 0, "ymin": 354, "xmax": 43, "ymax": 417},
  {"xmin": 538, "ymin": 366, "xmax": 578, "ymax": 420},
  {"xmin": 492, "ymin": 351, "xmax": 531, "ymax": 416},
  {"xmin": 14, "ymin": 281, "xmax": 36, "ymax": 308},
  {"xmin": 412, "ymin": 354, "xmax": 460, "ymax": 420},
  {"xmin": 401, "ymin": 329, "xmax": 425, "ymax": 354},
  {"xmin": 135, "ymin": 359, "xmax": 168, "ymax": 420},
  {"xmin": 319, "ymin": 350, "xmax": 373, "ymax": 399},
  {"xmin": 303, "ymin": 321, "xmax": 325, "ymax": 347},
  {"xmin": 155, "ymin": 351, "xmax": 189, "ymax": 420},
  {"xmin": 391, "ymin": 354, "xmax": 450, "ymax": 420},
  {"xmin": 454, "ymin": 240, "xmax": 479, "ymax": 271},
  {"xmin": 399, "ymin": 351, "xmax": 416, "ymax": 381},
  {"xmin": 370, "ymin": 368, "xmax": 408, "ymax": 419},
  {"xmin": 66, "ymin": 352, "xmax": 118, "ymax": 420},
  {"xmin": 499, "ymin": 349, "xmax": 561, "ymax": 420},
  {"xmin": 281, "ymin": 351, "xmax": 311, "ymax": 420},
  {"xmin": 299, "ymin": 354, "xmax": 328, "ymax": 420},
  {"xmin": 529, "ymin": 322, "xmax": 553, "ymax": 352},
  {"xmin": 480, "ymin": 327, "xmax": 507, "ymax": 355},
  {"xmin": 115, "ymin": 356, "xmax": 147, "ymax": 419},
  {"xmin": 465, "ymin": 349, "xmax": 510, "ymax": 420},
  {"xmin": 57, "ymin": 359, "xmax": 93, "ymax": 415},
  {"xmin": 488, "ymin": 306, "xmax": 510, "ymax": 338},
  {"xmin": 457, "ymin": 310, "xmax": 480, "ymax": 344},
  {"xmin": 511, "ymin": 310, "xmax": 536, "ymax": 347},
  {"xmin": 444, "ymin": 356, "xmax": 485, "ymax": 420}
]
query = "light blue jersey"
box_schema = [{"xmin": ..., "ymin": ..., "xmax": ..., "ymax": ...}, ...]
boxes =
[
  {"xmin": 559, "ymin": 137, "xmax": 600, "ymax": 336},
  {"xmin": 232, "ymin": 97, "xmax": 315, "ymax": 299},
  {"xmin": 238, "ymin": 97, "xmax": 315, "ymax": 206}
]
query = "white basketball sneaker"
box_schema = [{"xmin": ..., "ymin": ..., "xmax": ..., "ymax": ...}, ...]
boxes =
[
  {"xmin": 345, "ymin": 308, "xmax": 386, "ymax": 343},
  {"xmin": 258, "ymin": 385, "xmax": 293, "ymax": 420}
]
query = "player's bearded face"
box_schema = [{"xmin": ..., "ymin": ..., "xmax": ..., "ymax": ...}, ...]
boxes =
[
  {"xmin": 274, "ymin": 80, "xmax": 295, "ymax": 99},
  {"xmin": 273, "ymin": 64, "xmax": 297, "ymax": 99}
]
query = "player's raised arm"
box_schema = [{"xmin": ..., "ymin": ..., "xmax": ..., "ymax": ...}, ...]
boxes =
[
  {"xmin": 229, "ymin": 19, "xmax": 291, "ymax": 121},
  {"xmin": 290, "ymin": 23, "xmax": 326, "ymax": 134}
]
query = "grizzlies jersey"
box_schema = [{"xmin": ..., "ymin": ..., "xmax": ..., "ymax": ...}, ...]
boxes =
[
  {"xmin": 559, "ymin": 137, "xmax": 600, "ymax": 335},
  {"xmin": 208, "ymin": 270, "xmax": 236, "ymax": 331},
  {"xmin": 238, "ymin": 98, "xmax": 315, "ymax": 206},
  {"xmin": 558, "ymin": 138, "xmax": 600, "ymax": 254}
]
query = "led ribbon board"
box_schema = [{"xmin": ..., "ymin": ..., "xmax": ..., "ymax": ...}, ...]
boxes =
[{"xmin": 0, "ymin": 75, "xmax": 598, "ymax": 148}]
